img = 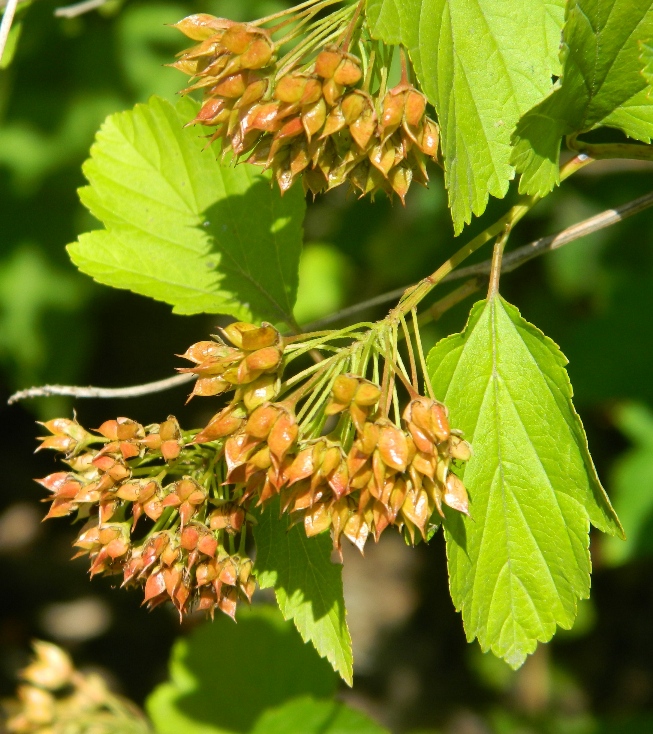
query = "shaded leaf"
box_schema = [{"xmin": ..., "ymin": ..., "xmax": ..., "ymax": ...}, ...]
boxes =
[
  {"xmin": 250, "ymin": 696, "xmax": 388, "ymax": 734},
  {"xmin": 254, "ymin": 499, "xmax": 353, "ymax": 685},
  {"xmin": 68, "ymin": 96, "xmax": 305, "ymax": 323},
  {"xmin": 427, "ymin": 297, "xmax": 622, "ymax": 667},
  {"xmin": 512, "ymin": 0, "xmax": 653, "ymax": 196},
  {"xmin": 367, "ymin": 0, "xmax": 565, "ymax": 232},
  {"xmin": 604, "ymin": 403, "xmax": 653, "ymax": 566},
  {"xmin": 146, "ymin": 606, "xmax": 337, "ymax": 734}
]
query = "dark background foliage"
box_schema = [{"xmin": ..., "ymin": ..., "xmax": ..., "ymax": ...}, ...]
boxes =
[{"xmin": 2, "ymin": 1, "xmax": 653, "ymax": 732}]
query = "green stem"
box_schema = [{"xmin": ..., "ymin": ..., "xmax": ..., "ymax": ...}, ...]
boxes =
[
  {"xmin": 390, "ymin": 153, "xmax": 593, "ymax": 319},
  {"xmin": 252, "ymin": 0, "xmax": 340, "ymax": 27},
  {"xmin": 411, "ymin": 309, "xmax": 434, "ymax": 398},
  {"xmin": 297, "ymin": 359, "xmax": 341, "ymax": 424},
  {"xmin": 486, "ymin": 224, "xmax": 512, "ymax": 299},
  {"xmin": 400, "ymin": 314, "xmax": 418, "ymax": 390},
  {"xmin": 339, "ymin": 0, "xmax": 365, "ymax": 51},
  {"xmin": 275, "ymin": 4, "xmax": 355, "ymax": 78}
]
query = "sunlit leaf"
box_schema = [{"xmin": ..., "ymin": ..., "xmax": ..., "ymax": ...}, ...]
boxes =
[
  {"xmin": 428, "ymin": 296, "xmax": 622, "ymax": 667},
  {"xmin": 68, "ymin": 96, "xmax": 305, "ymax": 324},
  {"xmin": 367, "ymin": 0, "xmax": 565, "ymax": 232},
  {"xmin": 512, "ymin": 0, "xmax": 653, "ymax": 196}
]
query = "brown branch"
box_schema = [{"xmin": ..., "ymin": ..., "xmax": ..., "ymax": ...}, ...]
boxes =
[{"xmin": 448, "ymin": 189, "xmax": 653, "ymax": 282}]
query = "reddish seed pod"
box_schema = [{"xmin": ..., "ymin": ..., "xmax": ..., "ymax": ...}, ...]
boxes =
[
  {"xmin": 221, "ymin": 25, "xmax": 254, "ymax": 54},
  {"xmin": 419, "ymin": 118, "xmax": 439, "ymax": 157},
  {"xmin": 267, "ymin": 411, "xmax": 298, "ymax": 461},
  {"xmin": 341, "ymin": 93, "xmax": 365, "ymax": 125},
  {"xmin": 173, "ymin": 14, "xmax": 233, "ymax": 42},
  {"xmin": 322, "ymin": 77, "xmax": 344, "ymax": 107},
  {"xmin": 245, "ymin": 346, "xmax": 282, "ymax": 372},
  {"xmin": 404, "ymin": 90, "xmax": 427, "ymax": 128},
  {"xmin": 353, "ymin": 380, "xmax": 381, "ymax": 407},
  {"xmin": 238, "ymin": 75, "xmax": 268, "ymax": 107},
  {"xmin": 430, "ymin": 403, "xmax": 450, "ymax": 441},
  {"xmin": 381, "ymin": 91, "xmax": 405, "ymax": 130},
  {"xmin": 212, "ymin": 72, "xmax": 248, "ymax": 98},
  {"xmin": 245, "ymin": 404, "xmax": 280, "ymax": 439},
  {"xmin": 377, "ymin": 422, "xmax": 409, "ymax": 473},
  {"xmin": 333, "ymin": 56, "xmax": 362, "ymax": 86},
  {"xmin": 240, "ymin": 35, "xmax": 274, "ymax": 69},
  {"xmin": 301, "ymin": 97, "xmax": 327, "ymax": 141},
  {"xmin": 444, "ymin": 473, "xmax": 469, "ymax": 515},
  {"xmin": 332, "ymin": 375, "xmax": 358, "ymax": 404},
  {"xmin": 179, "ymin": 340, "xmax": 234, "ymax": 365},
  {"xmin": 305, "ymin": 503, "xmax": 332, "ymax": 537},
  {"xmin": 314, "ymin": 48, "xmax": 342, "ymax": 79}
]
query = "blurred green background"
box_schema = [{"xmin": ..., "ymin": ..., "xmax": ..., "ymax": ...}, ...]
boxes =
[{"xmin": 2, "ymin": 1, "xmax": 653, "ymax": 732}]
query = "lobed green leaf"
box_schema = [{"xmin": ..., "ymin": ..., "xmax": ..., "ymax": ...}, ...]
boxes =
[
  {"xmin": 427, "ymin": 297, "xmax": 622, "ymax": 668},
  {"xmin": 68, "ymin": 96, "xmax": 305, "ymax": 324},
  {"xmin": 254, "ymin": 499, "xmax": 353, "ymax": 685},
  {"xmin": 366, "ymin": 0, "xmax": 565, "ymax": 233},
  {"xmin": 512, "ymin": 0, "xmax": 653, "ymax": 196}
]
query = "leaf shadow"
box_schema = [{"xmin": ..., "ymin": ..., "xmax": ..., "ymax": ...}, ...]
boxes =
[
  {"xmin": 202, "ymin": 177, "xmax": 302, "ymax": 324},
  {"xmin": 443, "ymin": 506, "xmax": 468, "ymax": 556},
  {"xmin": 254, "ymin": 500, "xmax": 348, "ymax": 627}
]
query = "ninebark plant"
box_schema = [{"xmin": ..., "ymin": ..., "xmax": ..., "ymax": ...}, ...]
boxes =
[{"xmin": 26, "ymin": 0, "xmax": 653, "ymax": 683}]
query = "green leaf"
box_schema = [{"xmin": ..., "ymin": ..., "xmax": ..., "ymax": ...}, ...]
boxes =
[
  {"xmin": 146, "ymin": 606, "xmax": 337, "ymax": 734},
  {"xmin": 512, "ymin": 0, "xmax": 653, "ymax": 196},
  {"xmin": 604, "ymin": 403, "xmax": 653, "ymax": 566},
  {"xmin": 427, "ymin": 296, "xmax": 622, "ymax": 668},
  {"xmin": 250, "ymin": 696, "xmax": 388, "ymax": 734},
  {"xmin": 366, "ymin": 0, "xmax": 565, "ymax": 233},
  {"xmin": 253, "ymin": 499, "xmax": 353, "ymax": 685},
  {"xmin": 68, "ymin": 96, "xmax": 305, "ymax": 323}
]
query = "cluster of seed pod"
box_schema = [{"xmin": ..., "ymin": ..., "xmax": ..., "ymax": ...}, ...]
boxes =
[
  {"xmin": 188, "ymin": 368, "xmax": 471, "ymax": 554},
  {"xmin": 36, "ymin": 320, "xmax": 471, "ymax": 620},
  {"xmin": 4, "ymin": 641, "xmax": 151, "ymax": 734},
  {"xmin": 36, "ymin": 413, "xmax": 255, "ymax": 621},
  {"xmin": 175, "ymin": 321, "xmax": 471, "ymax": 551},
  {"xmin": 177, "ymin": 320, "xmax": 283, "ymax": 404},
  {"xmin": 171, "ymin": 11, "xmax": 440, "ymax": 201}
]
